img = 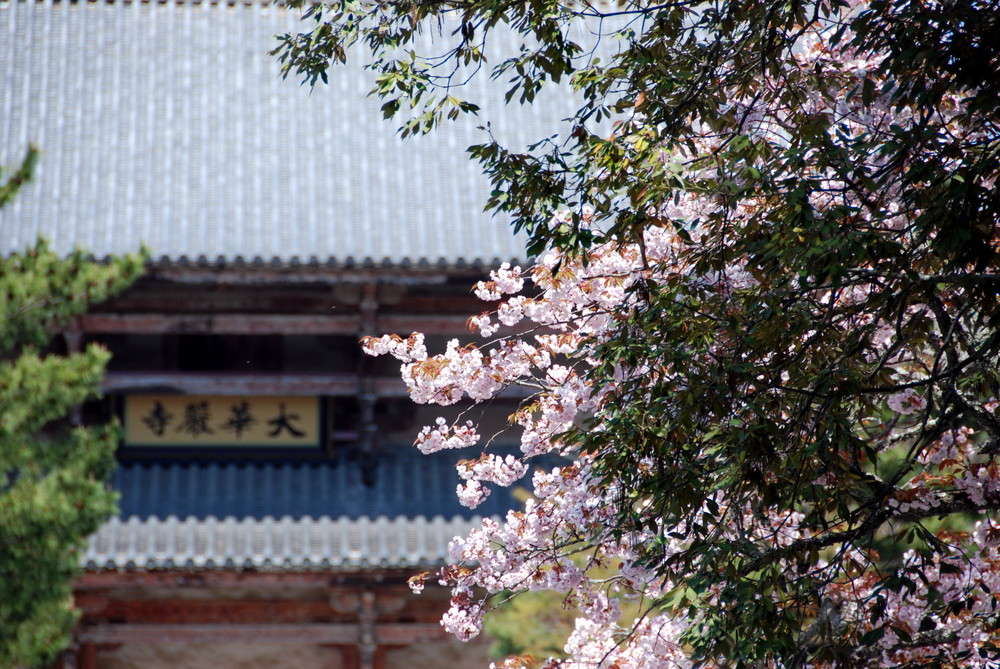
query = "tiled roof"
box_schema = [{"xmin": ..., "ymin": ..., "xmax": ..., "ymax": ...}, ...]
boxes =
[
  {"xmin": 0, "ymin": 0, "xmax": 583, "ymax": 266},
  {"xmin": 83, "ymin": 514, "xmax": 480, "ymax": 570},
  {"xmin": 113, "ymin": 453, "xmax": 530, "ymax": 520},
  {"xmin": 102, "ymin": 451, "xmax": 552, "ymax": 570}
]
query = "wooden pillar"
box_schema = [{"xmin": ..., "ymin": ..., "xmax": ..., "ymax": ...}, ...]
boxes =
[
  {"xmin": 328, "ymin": 589, "xmax": 401, "ymax": 669},
  {"xmin": 319, "ymin": 644, "xmax": 350, "ymax": 669},
  {"xmin": 74, "ymin": 642, "xmax": 120, "ymax": 669},
  {"xmin": 371, "ymin": 646, "xmax": 387, "ymax": 669},
  {"xmin": 357, "ymin": 283, "xmax": 380, "ymax": 482},
  {"xmin": 339, "ymin": 644, "xmax": 359, "ymax": 669},
  {"xmin": 76, "ymin": 644, "xmax": 98, "ymax": 669},
  {"xmin": 334, "ymin": 644, "xmax": 387, "ymax": 669},
  {"xmin": 357, "ymin": 590, "xmax": 379, "ymax": 669}
]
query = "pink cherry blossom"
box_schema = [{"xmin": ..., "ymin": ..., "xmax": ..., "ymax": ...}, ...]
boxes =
[{"xmin": 363, "ymin": 5, "xmax": 1000, "ymax": 664}]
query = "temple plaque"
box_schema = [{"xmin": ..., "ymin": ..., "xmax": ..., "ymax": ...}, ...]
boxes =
[{"xmin": 124, "ymin": 395, "xmax": 320, "ymax": 448}]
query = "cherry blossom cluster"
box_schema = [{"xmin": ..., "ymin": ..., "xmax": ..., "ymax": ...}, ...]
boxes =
[
  {"xmin": 361, "ymin": 4, "xmax": 1000, "ymax": 665},
  {"xmin": 887, "ymin": 389, "xmax": 928, "ymax": 416},
  {"xmin": 368, "ymin": 229, "xmax": 999, "ymax": 665},
  {"xmin": 414, "ymin": 417, "xmax": 480, "ymax": 454},
  {"xmin": 830, "ymin": 520, "xmax": 1000, "ymax": 666}
]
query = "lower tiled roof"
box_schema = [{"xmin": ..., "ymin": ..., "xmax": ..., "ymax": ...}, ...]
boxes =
[
  {"xmin": 84, "ymin": 515, "xmax": 481, "ymax": 571},
  {"xmin": 98, "ymin": 449, "xmax": 554, "ymax": 571}
]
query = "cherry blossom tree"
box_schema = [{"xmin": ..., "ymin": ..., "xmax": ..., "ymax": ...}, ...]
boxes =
[{"xmin": 278, "ymin": 0, "xmax": 1000, "ymax": 664}]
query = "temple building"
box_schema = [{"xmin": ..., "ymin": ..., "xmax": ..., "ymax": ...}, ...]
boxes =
[{"xmin": 0, "ymin": 1, "xmax": 577, "ymax": 666}]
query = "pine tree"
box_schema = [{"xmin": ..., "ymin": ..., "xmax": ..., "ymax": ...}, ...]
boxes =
[{"xmin": 0, "ymin": 147, "xmax": 144, "ymax": 667}]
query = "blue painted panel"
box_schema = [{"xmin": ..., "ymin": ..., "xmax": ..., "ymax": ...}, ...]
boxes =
[{"xmin": 112, "ymin": 449, "xmax": 555, "ymax": 520}]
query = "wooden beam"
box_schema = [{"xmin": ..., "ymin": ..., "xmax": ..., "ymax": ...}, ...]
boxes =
[
  {"xmin": 380, "ymin": 314, "xmax": 478, "ymax": 335},
  {"xmin": 374, "ymin": 625, "xmax": 449, "ymax": 645},
  {"xmin": 79, "ymin": 313, "xmax": 478, "ymax": 336},
  {"xmin": 147, "ymin": 266, "xmax": 462, "ymax": 286},
  {"xmin": 80, "ymin": 314, "xmax": 357, "ymax": 335},
  {"xmin": 75, "ymin": 623, "xmax": 447, "ymax": 645},
  {"xmin": 95, "ymin": 599, "xmax": 346, "ymax": 625},
  {"xmin": 75, "ymin": 570, "xmax": 418, "ymax": 590},
  {"xmin": 101, "ymin": 372, "xmax": 408, "ymax": 397},
  {"xmin": 77, "ymin": 623, "xmax": 356, "ymax": 644},
  {"xmin": 101, "ymin": 372, "xmax": 532, "ymax": 398}
]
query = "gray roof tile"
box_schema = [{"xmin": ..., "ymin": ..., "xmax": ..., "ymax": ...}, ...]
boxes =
[
  {"xmin": 0, "ymin": 0, "xmax": 584, "ymax": 265},
  {"xmin": 84, "ymin": 514, "xmax": 482, "ymax": 571}
]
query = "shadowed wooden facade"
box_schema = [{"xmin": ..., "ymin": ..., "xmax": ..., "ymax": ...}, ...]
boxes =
[
  {"xmin": 68, "ymin": 572, "xmax": 478, "ymax": 669},
  {"xmin": 52, "ymin": 264, "xmax": 511, "ymax": 669}
]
